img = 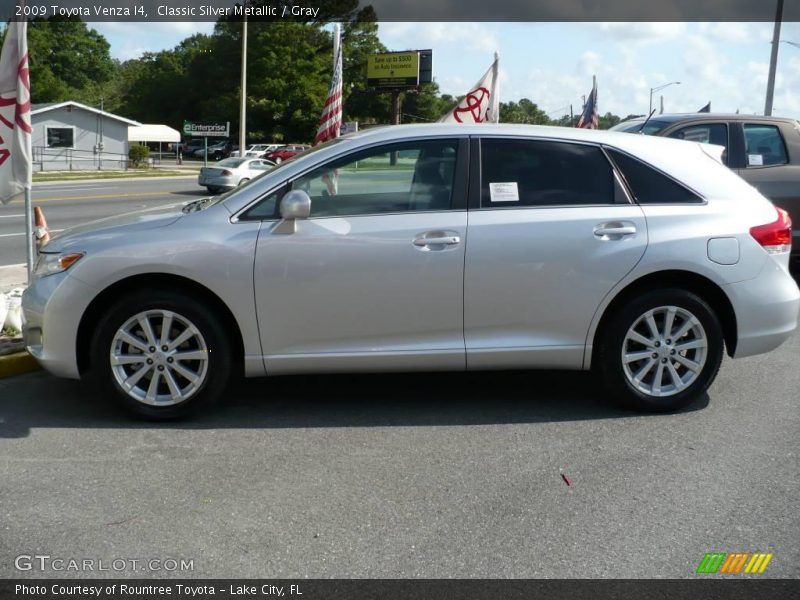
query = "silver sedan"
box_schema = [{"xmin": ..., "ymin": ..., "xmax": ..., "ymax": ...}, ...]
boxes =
[
  {"xmin": 23, "ymin": 124, "xmax": 800, "ymax": 419},
  {"xmin": 198, "ymin": 158, "xmax": 275, "ymax": 193}
]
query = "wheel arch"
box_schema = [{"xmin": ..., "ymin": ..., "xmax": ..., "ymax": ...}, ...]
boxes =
[
  {"xmin": 76, "ymin": 273, "xmax": 245, "ymax": 376},
  {"xmin": 588, "ymin": 270, "xmax": 738, "ymax": 369}
]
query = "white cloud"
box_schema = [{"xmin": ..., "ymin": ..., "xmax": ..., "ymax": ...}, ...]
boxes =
[{"xmin": 379, "ymin": 22, "xmax": 498, "ymax": 54}]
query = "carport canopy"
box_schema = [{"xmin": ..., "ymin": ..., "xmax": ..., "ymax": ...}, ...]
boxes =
[{"xmin": 128, "ymin": 124, "xmax": 181, "ymax": 143}]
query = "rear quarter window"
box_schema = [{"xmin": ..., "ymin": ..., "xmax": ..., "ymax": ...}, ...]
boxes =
[{"xmin": 606, "ymin": 148, "xmax": 703, "ymax": 204}]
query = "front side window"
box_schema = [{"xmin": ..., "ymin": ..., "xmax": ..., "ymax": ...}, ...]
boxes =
[
  {"xmin": 46, "ymin": 127, "xmax": 74, "ymax": 148},
  {"xmin": 480, "ymin": 139, "xmax": 614, "ymax": 207},
  {"xmin": 744, "ymin": 124, "xmax": 788, "ymax": 167},
  {"xmin": 290, "ymin": 139, "xmax": 458, "ymax": 217}
]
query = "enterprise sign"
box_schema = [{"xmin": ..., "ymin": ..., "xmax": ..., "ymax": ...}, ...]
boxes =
[{"xmin": 182, "ymin": 121, "xmax": 230, "ymax": 138}]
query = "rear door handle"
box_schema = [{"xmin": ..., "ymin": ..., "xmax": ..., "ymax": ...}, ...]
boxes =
[{"xmin": 413, "ymin": 236, "xmax": 461, "ymax": 247}]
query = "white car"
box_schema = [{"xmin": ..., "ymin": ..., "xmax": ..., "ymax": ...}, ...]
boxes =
[
  {"xmin": 230, "ymin": 144, "xmax": 278, "ymax": 158},
  {"xmin": 197, "ymin": 158, "xmax": 275, "ymax": 193}
]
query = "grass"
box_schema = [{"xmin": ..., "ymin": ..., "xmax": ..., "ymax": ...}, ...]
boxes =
[{"xmin": 33, "ymin": 170, "xmax": 192, "ymax": 182}]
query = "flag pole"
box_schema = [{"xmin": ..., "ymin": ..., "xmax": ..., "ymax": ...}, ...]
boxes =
[{"xmin": 25, "ymin": 187, "xmax": 33, "ymax": 281}]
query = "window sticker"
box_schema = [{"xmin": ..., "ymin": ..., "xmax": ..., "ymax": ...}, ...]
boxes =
[
  {"xmin": 489, "ymin": 182, "xmax": 520, "ymax": 202},
  {"xmin": 748, "ymin": 154, "xmax": 763, "ymax": 166}
]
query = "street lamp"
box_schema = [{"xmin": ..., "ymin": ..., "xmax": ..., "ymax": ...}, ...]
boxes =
[
  {"xmin": 781, "ymin": 40, "xmax": 800, "ymax": 49},
  {"xmin": 649, "ymin": 81, "xmax": 680, "ymax": 114}
]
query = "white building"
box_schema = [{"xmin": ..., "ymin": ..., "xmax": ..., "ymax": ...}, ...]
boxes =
[{"xmin": 30, "ymin": 101, "xmax": 140, "ymax": 171}]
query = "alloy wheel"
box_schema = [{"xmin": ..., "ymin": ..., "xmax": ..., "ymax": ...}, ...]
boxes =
[
  {"xmin": 109, "ymin": 310, "xmax": 209, "ymax": 406},
  {"xmin": 621, "ymin": 305, "xmax": 708, "ymax": 398}
]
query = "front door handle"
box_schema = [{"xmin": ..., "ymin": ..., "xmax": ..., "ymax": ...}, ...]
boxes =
[
  {"xmin": 594, "ymin": 222, "xmax": 637, "ymax": 239},
  {"xmin": 413, "ymin": 236, "xmax": 460, "ymax": 247}
]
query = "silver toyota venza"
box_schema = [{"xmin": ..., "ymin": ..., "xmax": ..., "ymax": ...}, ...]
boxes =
[{"xmin": 23, "ymin": 124, "xmax": 799, "ymax": 419}]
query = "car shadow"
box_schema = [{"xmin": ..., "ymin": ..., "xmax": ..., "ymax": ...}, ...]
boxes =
[{"xmin": 0, "ymin": 369, "xmax": 710, "ymax": 438}]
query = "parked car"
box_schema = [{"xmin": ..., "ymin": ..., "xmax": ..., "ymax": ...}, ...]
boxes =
[
  {"xmin": 231, "ymin": 144, "xmax": 269, "ymax": 158},
  {"xmin": 249, "ymin": 144, "xmax": 285, "ymax": 158},
  {"xmin": 264, "ymin": 144, "xmax": 310, "ymax": 163},
  {"xmin": 193, "ymin": 140, "xmax": 238, "ymax": 161},
  {"xmin": 197, "ymin": 157, "xmax": 275, "ymax": 193},
  {"xmin": 22, "ymin": 124, "xmax": 799, "ymax": 419},
  {"xmin": 179, "ymin": 139, "xmax": 205, "ymax": 157},
  {"xmin": 611, "ymin": 113, "xmax": 800, "ymax": 262}
]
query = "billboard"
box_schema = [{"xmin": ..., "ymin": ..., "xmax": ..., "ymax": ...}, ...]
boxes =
[{"xmin": 367, "ymin": 51, "xmax": 420, "ymax": 88}]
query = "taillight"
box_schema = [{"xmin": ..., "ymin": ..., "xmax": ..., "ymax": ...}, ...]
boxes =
[
  {"xmin": 221, "ymin": 170, "xmax": 232, "ymax": 176},
  {"xmin": 750, "ymin": 207, "xmax": 792, "ymax": 254}
]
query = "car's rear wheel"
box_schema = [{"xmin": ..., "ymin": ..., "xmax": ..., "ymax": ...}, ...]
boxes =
[
  {"xmin": 238, "ymin": 178, "xmax": 249, "ymax": 186},
  {"xmin": 88, "ymin": 291, "xmax": 231, "ymax": 420},
  {"xmin": 274, "ymin": 157, "xmax": 283, "ymax": 164},
  {"xmin": 598, "ymin": 289, "xmax": 724, "ymax": 412}
]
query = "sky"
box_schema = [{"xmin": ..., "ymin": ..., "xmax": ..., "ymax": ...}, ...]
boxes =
[{"xmin": 89, "ymin": 21, "xmax": 800, "ymax": 119}]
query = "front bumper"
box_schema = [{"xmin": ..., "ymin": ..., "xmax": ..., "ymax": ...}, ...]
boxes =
[
  {"xmin": 725, "ymin": 256, "xmax": 800, "ymax": 358},
  {"xmin": 22, "ymin": 272, "xmax": 97, "ymax": 379}
]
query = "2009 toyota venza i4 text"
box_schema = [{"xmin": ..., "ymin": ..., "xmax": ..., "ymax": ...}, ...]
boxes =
[{"xmin": 22, "ymin": 124, "xmax": 800, "ymax": 419}]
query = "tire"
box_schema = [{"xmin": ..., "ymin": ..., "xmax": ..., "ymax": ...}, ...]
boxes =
[
  {"xmin": 274, "ymin": 157, "xmax": 283, "ymax": 164},
  {"xmin": 597, "ymin": 288, "xmax": 724, "ymax": 412},
  {"xmin": 238, "ymin": 178, "xmax": 249, "ymax": 186},
  {"xmin": 87, "ymin": 290, "xmax": 232, "ymax": 420}
]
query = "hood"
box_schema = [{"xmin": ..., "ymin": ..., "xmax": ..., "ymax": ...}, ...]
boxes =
[{"xmin": 42, "ymin": 201, "xmax": 192, "ymax": 253}]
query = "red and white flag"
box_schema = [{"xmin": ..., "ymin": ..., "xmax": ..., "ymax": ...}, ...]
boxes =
[
  {"xmin": 439, "ymin": 54, "xmax": 499, "ymax": 124},
  {"xmin": 0, "ymin": 19, "xmax": 32, "ymax": 204},
  {"xmin": 314, "ymin": 24, "xmax": 343, "ymax": 145}
]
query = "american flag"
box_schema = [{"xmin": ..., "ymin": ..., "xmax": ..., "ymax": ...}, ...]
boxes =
[
  {"xmin": 314, "ymin": 25, "xmax": 343, "ymax": 145},
  {"xmin": 576, "ymin": 76, "xmax": 599, "ymax": 129}
]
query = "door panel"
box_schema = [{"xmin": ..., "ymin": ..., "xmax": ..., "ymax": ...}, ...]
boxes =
[
  {"xmin": 255, "ymin": 212, "xmax": 467, "ymax": 373},
  {"xmin": 464, "ymin": 206, "xmax": 647, "ymax": 369}
]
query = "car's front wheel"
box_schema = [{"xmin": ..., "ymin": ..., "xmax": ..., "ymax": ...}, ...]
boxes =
[
  {"xmin": 598, "ymin": 289, "xmax": 724, "ymax": 412},
  {"xmin": 88, "ymin": 291, "xmax": 232, "ymax": 419}
]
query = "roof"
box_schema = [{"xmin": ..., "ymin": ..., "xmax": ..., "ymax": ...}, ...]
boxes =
[
  {"xmin": 128, "ymin": 124, "xmax": 181, "ymax": 143},
  {"xmin": 30, "ymin": 101, "xmax": 141, "ymax": 126},
  {"xmin": 619, "ymin": 113, "xmax": 799, "ymax": 125}
]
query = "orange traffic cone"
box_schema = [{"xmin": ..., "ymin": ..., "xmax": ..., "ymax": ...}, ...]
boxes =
[{"xmin": 34, "ymin": 206, "xmax": 50, "ymax": 246}]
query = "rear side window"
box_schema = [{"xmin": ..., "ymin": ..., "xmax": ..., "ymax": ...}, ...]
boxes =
[
  {"xmin": 480, "ymin": 139, "xmax": 614, "ymax": 207},
  {"xmin": 606, "ymin": 148, "xmax": 703, "ymax": 204},
  {"xmin": 743, "ymin": 124, "xmax": 788, "ymax": 167}
]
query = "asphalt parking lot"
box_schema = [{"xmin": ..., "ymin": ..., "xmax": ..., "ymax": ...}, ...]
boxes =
[{"xmin": 1, "ymin": 295, "xmax": 798, "ymax": 579}]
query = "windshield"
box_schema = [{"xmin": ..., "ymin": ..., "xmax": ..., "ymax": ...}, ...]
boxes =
[
  {"xmin": 218, "ymin": 137, "xmax": 349, "ymax": 204},
  {"xmin": 610, "ymin": 119, "xmax": 671, "ymax": 135}
]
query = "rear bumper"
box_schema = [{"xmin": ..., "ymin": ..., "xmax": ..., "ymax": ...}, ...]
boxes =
[
  {"xmin": 725, "ymin": 257, "xmax": 800, "ymax": 358},
  {"xmin": 197, "ymin": 175, "xmax": 235, "ymax": 188}
]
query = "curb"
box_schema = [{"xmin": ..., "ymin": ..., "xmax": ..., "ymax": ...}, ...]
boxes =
[{"xmin": 0, "ymin": 351, "xmax": 41, "ymax": 379}]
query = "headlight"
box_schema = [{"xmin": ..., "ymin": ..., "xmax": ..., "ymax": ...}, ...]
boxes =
[{"xmin": 33, "ymin": 252, "xmax": 84, "ymax": 278}]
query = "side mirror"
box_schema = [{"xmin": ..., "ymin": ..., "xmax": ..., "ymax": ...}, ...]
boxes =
[{"xmin": 273, "ymin": 190, "xmax": 311, "ymax": 234}]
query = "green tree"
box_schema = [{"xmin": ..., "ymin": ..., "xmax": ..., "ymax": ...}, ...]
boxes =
[
  {"xmin": 499, "ymin": 98, "xmax": 549, "ymax": 124},
  {"xmin": 24, "ymin": 17, "xmax": 116, "ymax": 103}
]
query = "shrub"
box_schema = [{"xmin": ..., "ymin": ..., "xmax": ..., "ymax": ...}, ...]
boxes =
[{"xmin": 128, "ymin": 144, "xmax": 150, "ymax": 168}]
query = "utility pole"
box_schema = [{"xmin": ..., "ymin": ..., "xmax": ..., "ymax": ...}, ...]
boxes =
[
  {"xmin": 764, "ymin": 0, "xmax": 784, "ymax": 116},
  {"xmin": 239, "ymin": 14, "xmax": 248, "ymax": 154},
  {"xmin": 390, "ymin": 90, "xmax": 402, "ymax": 125}
]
